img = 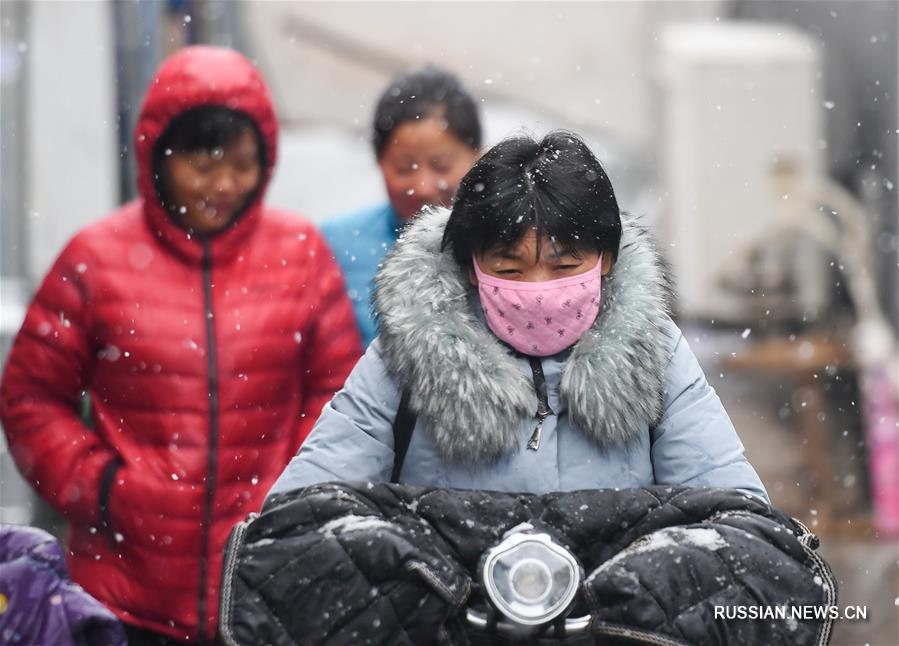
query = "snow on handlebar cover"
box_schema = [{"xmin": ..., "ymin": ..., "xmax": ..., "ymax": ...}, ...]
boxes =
[{"xmin": 219, "ymin": 482, "xmax": 836, "ymax": 646}]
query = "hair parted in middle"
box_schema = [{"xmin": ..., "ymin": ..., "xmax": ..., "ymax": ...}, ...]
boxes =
[
  {"xmin": 442, "ymin": 131, "xmax": 622, "ymax": 269},
  {"xmin": 372, "ymin": 65, "xmax": 482, "ymax": 158}
]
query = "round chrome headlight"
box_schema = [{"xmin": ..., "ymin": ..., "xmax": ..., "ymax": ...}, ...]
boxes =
[{"xmin": 480, "ymin": 523, "xmax": 582, "ymax": 626}]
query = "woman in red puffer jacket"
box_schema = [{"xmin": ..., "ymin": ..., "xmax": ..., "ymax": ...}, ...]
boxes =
[{"xmin": 0, "ymin": 46, "xmax": 362, "ymax": 643}]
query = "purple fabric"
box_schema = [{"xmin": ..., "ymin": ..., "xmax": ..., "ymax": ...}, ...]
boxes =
[{"xmin": 0, "ymin": 524, "xmax": 126, "ymax": 646}]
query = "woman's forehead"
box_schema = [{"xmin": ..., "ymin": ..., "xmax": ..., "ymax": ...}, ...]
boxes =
[{"xmin": 483, "ymin": 230, "xmax": 584, "ymax": 260}]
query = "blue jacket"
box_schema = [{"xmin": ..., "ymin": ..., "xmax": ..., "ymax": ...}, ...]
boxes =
[
  {"xmin": 270, "ymin": 208, "xmax": 769, "ymax": 503},
  {"xmin": 320, "ymin": 202, "xmax": 402, "ymax": 346}
]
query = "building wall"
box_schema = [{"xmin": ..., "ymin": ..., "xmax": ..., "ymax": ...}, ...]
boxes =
[
  {"xmin": 24, "ymin": 1, "xmax": 118, "ymax": 282},
  {"xmin": 244, "ymin": 1, "xmax": 723, "ymax": 148}
]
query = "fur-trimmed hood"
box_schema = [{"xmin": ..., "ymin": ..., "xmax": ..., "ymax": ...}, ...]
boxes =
[{"xmin": 374, "ymin": 206, "xmax": 673, "ymax": 465}]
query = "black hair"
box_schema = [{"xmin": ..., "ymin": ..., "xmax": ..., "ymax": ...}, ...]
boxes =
[
  {"xmin": 152, "ymin": 106, "xmax": 266, "ymax": 215},
  {"xmin": 442, "ymin": 131, "xmax": 622, "ymax": 269},
  {"xmin": 372, "ymin": 66, "xmax": 481, "ymax": 158},
  {"xmin": 156, "ymin": 106, "xmax": 264, "ymax": 158}
]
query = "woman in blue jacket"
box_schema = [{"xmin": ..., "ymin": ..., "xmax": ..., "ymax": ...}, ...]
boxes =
[
  {"xmin": 270, "ymin": 132, "xmax": 769, "ymax": 502},
  {"xmin": 321, "ymin": 66, "xmax": 481, "ymax": 346}
]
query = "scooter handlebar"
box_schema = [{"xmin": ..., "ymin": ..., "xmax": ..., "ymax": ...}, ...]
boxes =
[{"xmin": 465, "ymin": 608, "xmax": 591, "ymax": 636}]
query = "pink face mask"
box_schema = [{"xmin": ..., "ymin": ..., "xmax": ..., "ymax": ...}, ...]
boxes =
[{"xmin": 473, "ymin": 254, "xmax": 603, "ymax": 356}]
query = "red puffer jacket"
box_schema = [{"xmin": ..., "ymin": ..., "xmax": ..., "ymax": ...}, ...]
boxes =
[{"xmin": 0, "ymin": 47, "xmax": 362, "ymax": 641}]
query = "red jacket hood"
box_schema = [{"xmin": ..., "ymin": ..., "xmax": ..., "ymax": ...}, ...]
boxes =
[{"xmin": 134, "ymin": 46, "xmax": 279, "ymax": 263}]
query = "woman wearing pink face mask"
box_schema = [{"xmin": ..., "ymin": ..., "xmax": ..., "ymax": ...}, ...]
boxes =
[{"xmin": 268, "ymin": 131, "xmax": 769, "ymax": 502}]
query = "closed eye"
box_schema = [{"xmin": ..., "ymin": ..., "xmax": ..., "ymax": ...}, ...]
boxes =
[{"xmin": 556, "ymin": 264, "xmax": 581, "ymax": 271}]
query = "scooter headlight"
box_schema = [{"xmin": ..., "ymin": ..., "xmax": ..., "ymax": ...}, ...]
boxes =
[{"xmin": 480, "ymin": 523, "xmax": 582, "ymax": 626}]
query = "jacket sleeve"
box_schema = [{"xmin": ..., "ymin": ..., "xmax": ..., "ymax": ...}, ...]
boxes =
[
  {"xmin": 650, "ymin": 320, "xmax": 770, "ymax": 503},
  {"xmin": 295, "ymin": 231, "xmax": 365, "ymax": 450},
  {"xmin": 319, "ymin": 219, "xmax": 378, "ymax": 349},
  {"xmin": 0, "ymin": 237, "xmax": 119, "ymax": 525},
  {"xmin": 268, "ymin": 339, "xmax": 399, "ymax": 500}
]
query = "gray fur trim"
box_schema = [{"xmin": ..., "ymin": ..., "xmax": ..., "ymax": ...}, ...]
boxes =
[
  {"xmin": 561, "ymin": 216, "xmax": 673, "ymax": 447},
  {"xmin": 374, "ymin": 206, "xmax": 673, "ymax": 464}
]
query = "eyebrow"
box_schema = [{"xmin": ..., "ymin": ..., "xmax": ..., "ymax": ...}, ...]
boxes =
[{"xmin": 491, "ymin": 249, "xmax": 582, "ymax": 262}]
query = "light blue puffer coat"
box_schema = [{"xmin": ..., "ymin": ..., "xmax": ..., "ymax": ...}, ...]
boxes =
[{"xmin": 269, "ymin": 208, "xmax": 769, "ymax": 503}]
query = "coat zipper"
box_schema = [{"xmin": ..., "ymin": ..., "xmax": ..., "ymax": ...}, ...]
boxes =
[
  {"xmin": 198, "ymin": 240, "xmax": 220, "ymax": 641},
  {"xmin": 527, "ymin": 357, "xmax": 554, "ymax": 450}
]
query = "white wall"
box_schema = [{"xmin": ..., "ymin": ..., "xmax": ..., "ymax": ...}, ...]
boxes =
[
  {"xmin": 252, "ymin": 1, "xmax": 725, "ymax": 222},
  {"xmin": 244, "ymin": 1, "xmax": 724, "ymax": 148},
  {"xmin": 26, "ymin": 1, "xmax": 118, "ymax": 280}
]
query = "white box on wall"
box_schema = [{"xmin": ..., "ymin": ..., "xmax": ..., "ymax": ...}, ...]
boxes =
[{"xmin": 657, "ymin": 22, "xmax": 823, "ymax": 323}]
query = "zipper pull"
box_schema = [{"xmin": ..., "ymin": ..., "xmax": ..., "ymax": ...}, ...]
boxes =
[
  {"xmin": 526, "ymin": 357, "xmax": 553, "ymax": 452},
  {"xmin": 527, "ymin": 418, "xmax": 545, "ymax": 451}
]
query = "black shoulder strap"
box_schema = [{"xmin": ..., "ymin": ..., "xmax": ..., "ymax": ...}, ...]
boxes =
[{"xmin": 390, "ymin": 390, "xmax": 416, "ymax": 483}]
